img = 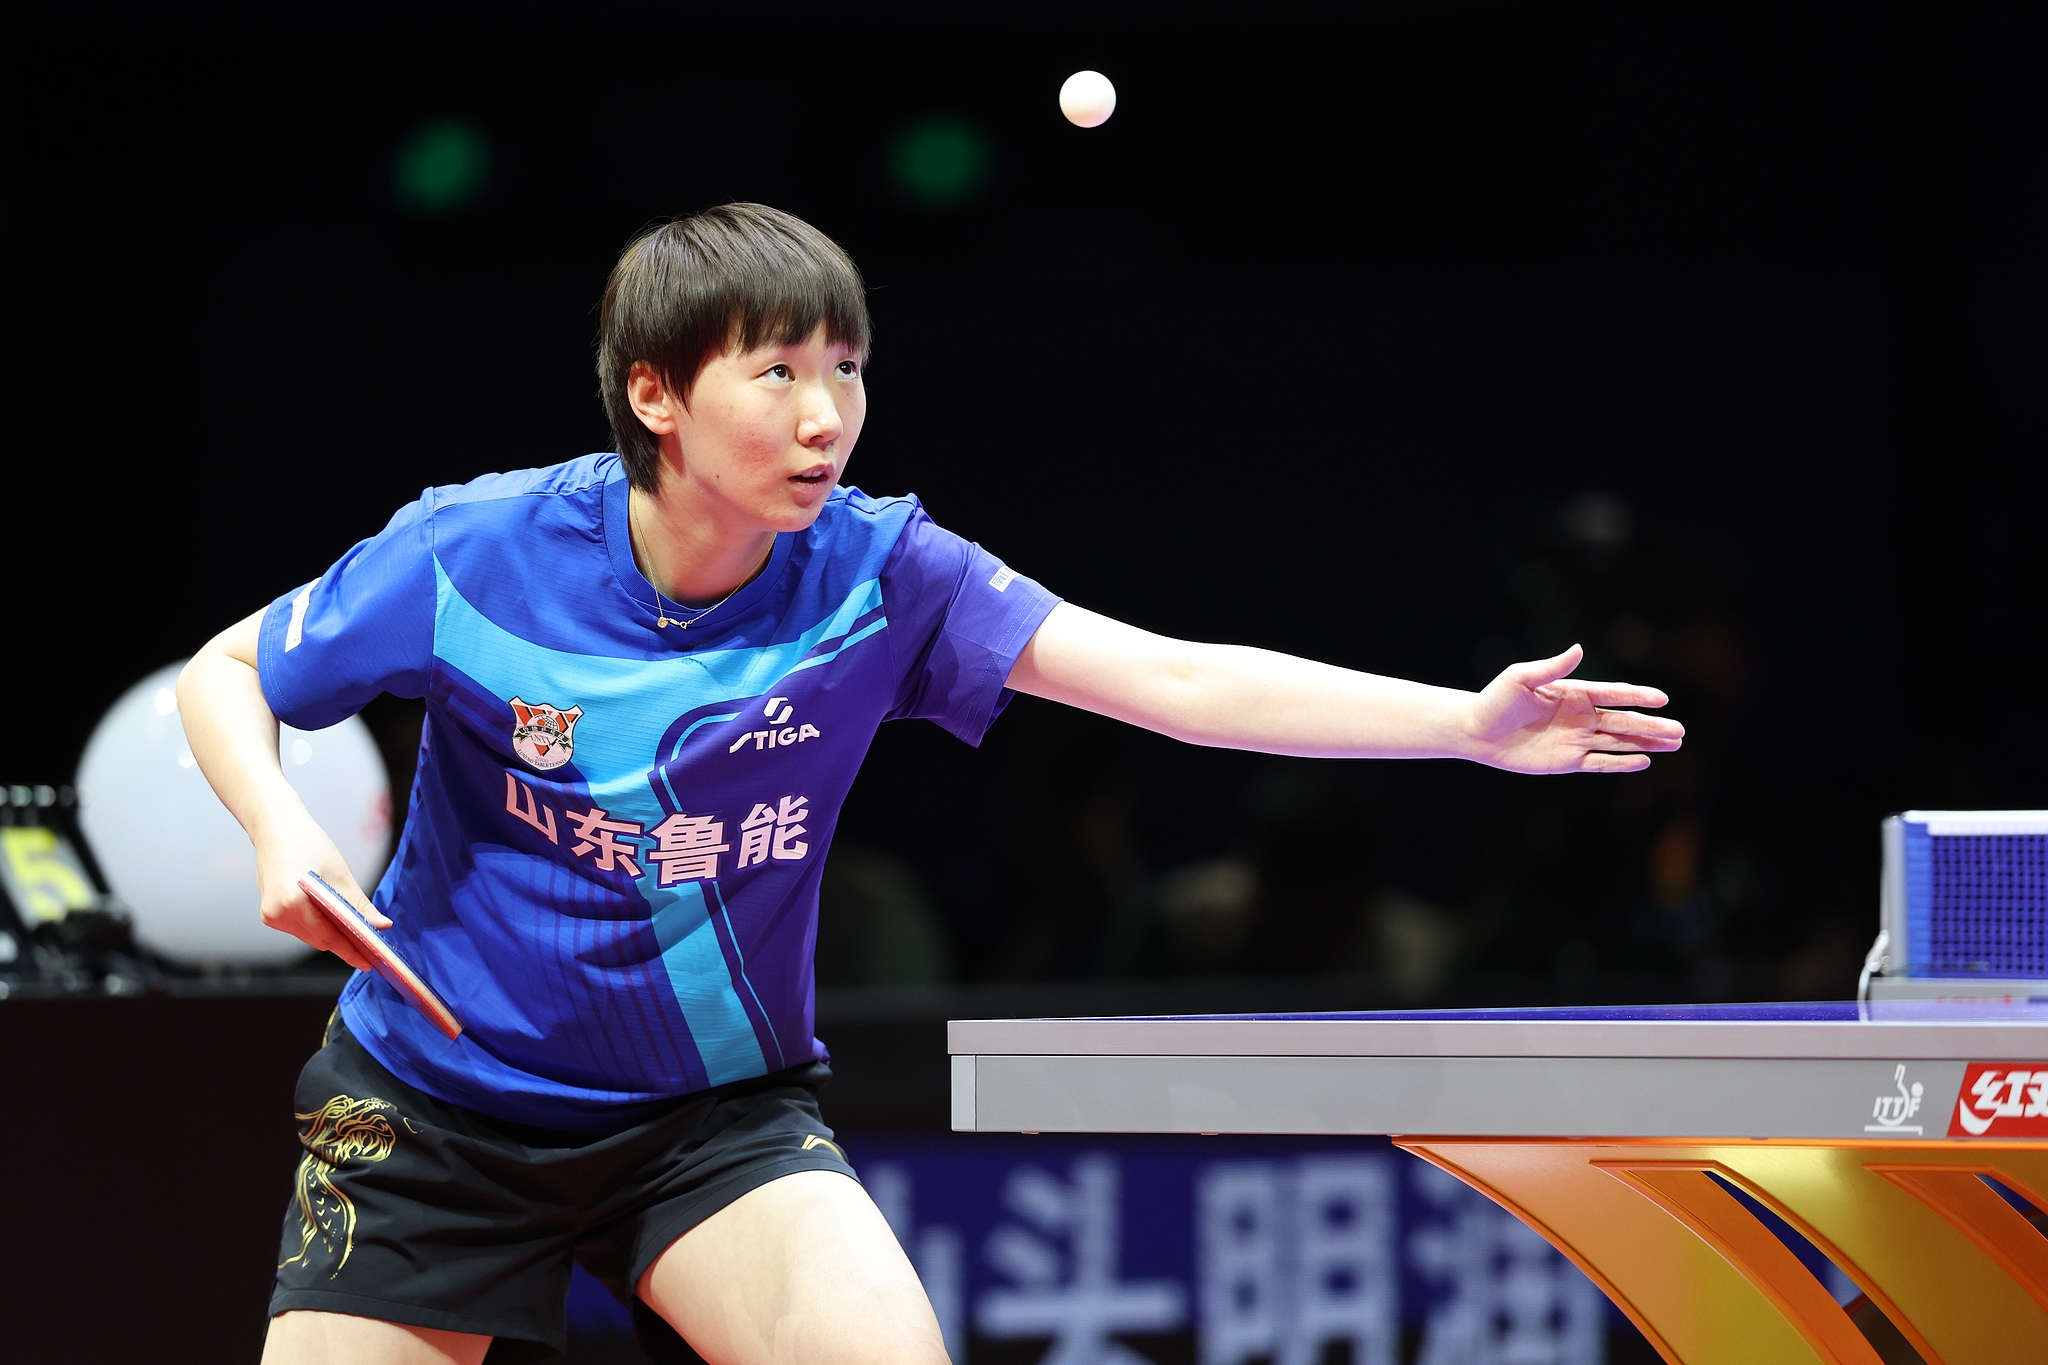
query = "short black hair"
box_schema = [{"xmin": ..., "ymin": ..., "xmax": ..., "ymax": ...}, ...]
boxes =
[{"xmin": 598, "ymin": 203, "xmax": 871, "ymax": 491}]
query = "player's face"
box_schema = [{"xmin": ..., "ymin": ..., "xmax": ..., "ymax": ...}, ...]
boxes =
[{"xmin": 656, "ymin": 327, "xmax": 866, "ymax": 531}]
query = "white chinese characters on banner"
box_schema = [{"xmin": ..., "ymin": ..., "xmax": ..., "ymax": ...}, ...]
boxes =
[
  {"xmin": 843, "ymin": 1147, "xmax": 1609, "ymax": 1365},
  {"xmin": 1196, "ymin": 1165, "xmax": 1284, "ymax": 1365},
  {"xmin": 976, "ymin": 1156, "xmax": 1189, "ymax": 1365},
  {"xmin": 1409, "ymin": 1163, "xmax": 1605, "ymax": 1365},
  {"xmin": 1196, "ymin": 1156, "xmax": 1396, "ymax": 1365}
]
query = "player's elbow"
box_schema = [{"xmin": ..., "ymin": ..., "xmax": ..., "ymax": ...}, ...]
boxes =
[
  {"xmin": 179, "ymin": 611, "xmax": 268, "ymax": 708},
  {"xmin": 1139, "ymin": 641, "xmax": 1237, "ymax": 745},
  {"xmin": 175, "ymin": 648, "xmax": 220, "ymax": 707},
  {"xmin": 1045, "ymin": 634, "xmax": 1232, "ymax": 745}
]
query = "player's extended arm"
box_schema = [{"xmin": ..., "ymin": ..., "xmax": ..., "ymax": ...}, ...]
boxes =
[
  {"xmin": 176, "ymin": 609, "xmax": 390, "ymax": 968},
  {"xmin": 1004, "ymin": 603, "xmax": 1682, "ymax": 773}
]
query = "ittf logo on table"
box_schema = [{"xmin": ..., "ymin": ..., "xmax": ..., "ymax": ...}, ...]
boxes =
[
  {"xmin": 729, "ymin": 696, "xmax": 822, "ymax": 754},
  {"xmin": 1866, "ymin": 1064, "xmax": 1926, "ymax": 1134},
  {"xmin": 1950, "ymin": 1063, "xmax": 2048, "ymax": 1136}
]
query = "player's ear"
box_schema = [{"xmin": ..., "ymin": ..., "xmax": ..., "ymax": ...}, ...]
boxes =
[{"xmin": 626, "ymin": 361, "xmax": 680, "ymax": 435}]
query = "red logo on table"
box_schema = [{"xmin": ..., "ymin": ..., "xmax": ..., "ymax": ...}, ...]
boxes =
[{"xmin": 1949, "ymin": 1063, "xmax": 2048, "ymax": 1136}]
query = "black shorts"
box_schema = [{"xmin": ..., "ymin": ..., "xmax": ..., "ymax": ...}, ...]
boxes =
[{"xmin": 270, "ymin": 1013, "xmax": 859, "ymax": 1362}]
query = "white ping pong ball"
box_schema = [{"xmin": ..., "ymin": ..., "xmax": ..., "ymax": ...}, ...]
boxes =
[{"xmin": 1060, "ymin": 70, "xmax": 1116, "ymax": 128}]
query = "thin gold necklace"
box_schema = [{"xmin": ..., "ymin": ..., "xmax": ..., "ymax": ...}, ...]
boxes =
[{"xmin": 629, "ymin": 494, "xmax": 768, "ymax": 630}]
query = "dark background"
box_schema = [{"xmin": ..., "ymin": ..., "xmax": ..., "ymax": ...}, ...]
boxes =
[
  {"xmin": 5, "ymin": 3, "xmax": 2046, "ymax": 1361},
  {"xmin": 6, "ymin": 0, "xmax": 2046, "ymax": 1006}
]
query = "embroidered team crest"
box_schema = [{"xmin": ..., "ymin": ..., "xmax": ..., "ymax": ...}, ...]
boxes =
[{"xmin": 509, "ymin": 697, "xmax": 584, "ymax": 771}]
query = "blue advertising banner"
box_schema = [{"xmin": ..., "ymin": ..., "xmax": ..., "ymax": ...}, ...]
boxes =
[{"xmin": 567, "ymin": 1134, "xmax": 1647, "ymax": 1363}]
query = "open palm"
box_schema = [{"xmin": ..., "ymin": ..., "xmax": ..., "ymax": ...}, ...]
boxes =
[{"xmin": 1470, "ymin": 644, "xmax": 1684, "ymax": 774}]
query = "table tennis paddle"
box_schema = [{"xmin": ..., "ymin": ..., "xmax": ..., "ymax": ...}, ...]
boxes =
[{"xmin": 299, "ymin": 870, "xmax": 463, "ymax": 1040}]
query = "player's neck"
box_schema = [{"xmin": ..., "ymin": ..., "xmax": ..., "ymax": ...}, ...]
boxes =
[{"xmin": 628, "ymin": 483, "xmax": 775, "ymax": 608}]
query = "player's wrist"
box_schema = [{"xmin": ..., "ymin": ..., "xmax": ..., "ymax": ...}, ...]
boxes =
[
  {"xmin": 1444, "ymin": 692, "xmax": 1493, "ymax": 763},
  {"xmin": 244, "ymin": 790, "xmax": 323, "ymax": 849}
]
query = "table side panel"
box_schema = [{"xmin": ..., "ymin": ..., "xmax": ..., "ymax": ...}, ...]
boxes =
[
  {"xmin": 949, "ymin": 1054, "xmax": 975, "ymax": 1131},
  {"xmin": 947, "ymin": 1016, "xmax": 2048, "ymax": 1061},
  {"xmin": 959, "ymin": 1054, "xmax": 1972, "ymax": 1139}
]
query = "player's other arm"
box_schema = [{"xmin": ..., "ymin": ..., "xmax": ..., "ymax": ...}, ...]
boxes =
[
  {"xmin": 1004, "ymin": 603, "xmax": 1682, "ymax": 774},
  {"xmin": 177, "ymin": 609, "xmax": 390, "ymax": 968}
]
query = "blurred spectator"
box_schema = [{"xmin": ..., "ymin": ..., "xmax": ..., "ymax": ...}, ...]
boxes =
[
  {"xmin": 845, "ymin": 488, "xmax": 1863, "ymax": 1006},
  {"xmin": 1456, "ymin": 490, "xmax": 1859, "ymax": 1001},
  {"xmin": 1233, "ymin": 769, "xmax": 1456, "ymax": 997},
  {"xmin": 815, "ymin": 841, "xmax": 956, "ymax": 988},
  {"xmin": 1156, "ymin": 858, "xmax": 1258, "ymax": 975},
  {"xmin": 973, "ymin": 701, "xmax": 1154, "ymax": 981}
]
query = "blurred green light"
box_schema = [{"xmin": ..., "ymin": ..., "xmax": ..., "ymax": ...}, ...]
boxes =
[
  {"xmin": 393, "ymin": 119, "xmax": 492, "ymax": 214},
  {"xmin": 887, "ymin": 116, "xmax": 992, "ymax": 208}
]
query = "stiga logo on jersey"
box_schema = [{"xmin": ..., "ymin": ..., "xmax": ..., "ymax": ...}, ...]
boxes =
[
  {"xmin": 729, "ymin": 696, "xmax": 822, "ymax": 754},
  {"xmin": 1949, "ymin": 1062, "xmax": 2048, "ymax": 1136},
  {"xmin": 509, "ymin": 697, "xmax": 584, "ymax": 772}
]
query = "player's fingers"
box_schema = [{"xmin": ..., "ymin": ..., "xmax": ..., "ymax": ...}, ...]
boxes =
[
  {"xmin": 315, "ymin": 931, "xmax": 379, "ymax": 974},
  {"xmin": 261, "ymin": 882, "xmax": 320, "ymax": 936},
  {"xmin": 1593, "ymin": 735, "xmax": 1683, "ymax": 754},
  {"xmin": 281, "ymin": 907, "xmax": 378, "ymax": 972},
  {"xmin": 320, "ymin": 938, "xmax": 380, "ymax": 973},
  {"xmin": 1583, "ymin": 733, "xmax": 1682, "ymax": 754},
  {"xmin": 1505, "ymin": 643, "xmax": 1583, "ymax": 690},
  {"xmin": 1578, "ymin": 751, "xmax": 1651, "ymax": 774},
  {"xmin": 1575, "ymin": 682, "xmax": 1668, "ymax": 709},
  {"xmin": 323, "ymin": 869, "xmax": 392, "ymax": 929},
  {"xmin": 1594, "ymin": 710, "xmax": 1686, "ymax": 744},
  {"xmin": 337, "ymin": 885, "xmax": 392, "ymax": 931},
  {"xmin": 1593, "ymin": 706, "xmax": 1683, "ymax": 732},
  {"xmin": 1580, "ymin": 736, "xmax": 1653, "ymax": 753}
]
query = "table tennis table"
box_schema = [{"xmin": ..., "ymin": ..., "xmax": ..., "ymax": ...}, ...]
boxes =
[{"xmin": 948, "ymin": 1000, "xmax": 2048, "ymax": 1365}]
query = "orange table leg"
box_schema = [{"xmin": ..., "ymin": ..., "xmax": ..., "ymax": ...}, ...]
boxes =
[
  {"xmin": 1399, "ymin": 1138, "xmax": 2048, "ymax": 1365},
  {"xmin": 1867, "ymin": 1163, "xmax": 2048, "ymax": 1306}
]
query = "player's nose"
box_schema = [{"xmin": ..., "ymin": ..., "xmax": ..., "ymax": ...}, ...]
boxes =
[{"xmin": 795, "ymin": 383, "xmax": 844, "ymax": 448}]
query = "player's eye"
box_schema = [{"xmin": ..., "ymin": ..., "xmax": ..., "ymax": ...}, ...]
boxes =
[
  {"xmin": 763, "ymin": 364, "xmax": 794, "ymax": 382},
  {"xmin": 836, "ymin": 359, "xmax": 860, "ymax": 379}
]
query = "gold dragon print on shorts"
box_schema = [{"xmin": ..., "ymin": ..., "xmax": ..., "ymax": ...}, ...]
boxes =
[{"xmin": 278, "ymin": 1094, "xmax": 401, "ymax": 1277}]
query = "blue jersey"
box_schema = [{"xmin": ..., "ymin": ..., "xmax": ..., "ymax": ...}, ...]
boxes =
[{"xmin": 258, "ymin": 453, "xmax": 1058, "ymax": 1131}]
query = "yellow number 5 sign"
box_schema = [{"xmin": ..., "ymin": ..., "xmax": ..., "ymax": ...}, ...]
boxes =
[{"xmin": 0, "ymin": 826, "xmax": 100, "ymax": 923}]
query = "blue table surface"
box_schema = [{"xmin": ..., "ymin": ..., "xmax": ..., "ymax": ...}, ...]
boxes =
[{"xmin": 1084, "ymin": 999, "xmax": 2048, "ymax": 1024}]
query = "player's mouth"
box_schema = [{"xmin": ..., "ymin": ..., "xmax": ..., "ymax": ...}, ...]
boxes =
[{"xmin": 788, "ymin": 465, "xmax": 835, "ymax": 486}]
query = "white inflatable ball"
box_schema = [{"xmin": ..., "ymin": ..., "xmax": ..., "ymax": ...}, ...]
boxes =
[
  {"xmin": 78, "ymin": 662, "xmax": 391, "ymax": 967},
  {"xmin": 1059, "ymin": 70, "xmax": 1117, "ymax": 128}
]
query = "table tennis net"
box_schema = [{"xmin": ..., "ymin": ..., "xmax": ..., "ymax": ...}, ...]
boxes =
[{"xmin": 1885, "ymin": 812, "xmax": 2048, "ymax": 977}]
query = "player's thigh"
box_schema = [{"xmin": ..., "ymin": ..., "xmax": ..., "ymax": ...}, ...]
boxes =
[
  {"xmin": 639, "ymin": 1169, "xmax": 948, "ymax": 1365},
  {"xmin": 262, "ymin": 1309, "xmax": 491, "ymax": 1365}
]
